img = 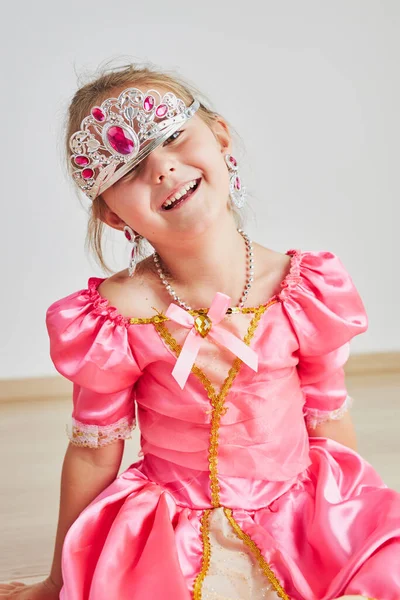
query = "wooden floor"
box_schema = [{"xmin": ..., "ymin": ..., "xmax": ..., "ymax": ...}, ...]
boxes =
[{"xmin": 0, "ymin": 373, "xmax": 399, "ymax": 584}]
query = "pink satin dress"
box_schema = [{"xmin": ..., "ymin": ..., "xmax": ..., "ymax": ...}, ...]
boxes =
[{"xmin": 45, "ymin": 250, "xmax": 400, "ymax": 600}]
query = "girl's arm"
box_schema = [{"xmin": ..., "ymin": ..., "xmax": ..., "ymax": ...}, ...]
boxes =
[
  {"xmin": 49, "ymin": 440, "xmax": 125, "ymax": 588},
  {"xmin": 306, "ymin": 410, "xmax": 358, "ymax": 452}
]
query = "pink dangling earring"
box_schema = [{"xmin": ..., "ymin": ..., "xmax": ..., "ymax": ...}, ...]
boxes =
[
  {"xmin": 225, "ymin": 154, "xmax": 246, "ymax": 209},
  {"xmin": 124, "ymin": 226, "xmax": 141, "ymax": 277}
]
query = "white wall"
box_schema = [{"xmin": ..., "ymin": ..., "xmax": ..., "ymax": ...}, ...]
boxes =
[{"xmin": 1, "ymin": 0, "xmax": 399, "ymax": 379}]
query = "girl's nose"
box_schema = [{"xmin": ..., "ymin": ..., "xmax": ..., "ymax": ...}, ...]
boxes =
[{"xmin": 145, "ymin": 148, "xmax": 177, "ymax": 183}]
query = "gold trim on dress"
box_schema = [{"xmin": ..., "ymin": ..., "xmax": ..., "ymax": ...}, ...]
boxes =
[
  {"xmin": 129, "ymin": 313, "xmax": 168, "ymax": 325},
  {"xmin": 154, "ymin": 299, "xmax": 278, "ymax": 508},
  {"xmin": 154, "ymin": 300, "xmax": 290, "ymax": 599},
  {"xmin": 128, "ymin": 305, "xmax": 267, "ymax": 325},
  {"xmin": 193, "ymin": 509, "xmax": 212, "ymax": 600},
  {"xmin": 223, "ymin": 507, "xmax": 290, "ymax": 600}
]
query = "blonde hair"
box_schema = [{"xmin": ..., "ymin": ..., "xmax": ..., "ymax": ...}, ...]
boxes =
[{"xmin": 65, "ymin": 61, "xmax": 245, "ymax": 274}]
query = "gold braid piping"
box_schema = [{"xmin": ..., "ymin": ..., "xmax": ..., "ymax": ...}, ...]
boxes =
[
  {"xmin": 129, "ymin": 314, "xmax": 168, "ymax": 325},
  {"xmin": 154, "ymin": 299, "xmax": 278, "ymax": 508},
  {"xmin": 192, "ymin": 509, "xmax": 212, "ymax": 600},
  {"xmin": 223, "ymin": 507, "xmax": 290, "ymax": 600},
  {"xmin": 153, "ymin": 321, "xmax": 218, "ymax": 404},
  {"xmin": 208, "ymin": 404, "xmax": 224, "ymax": 506},
  {"xmin": 208, "ymin": 300, "xmax": 277, "ymax": 505},
  {"xmin": 128, "ymin": 305, "xmax": 264, "ymax": 325}
]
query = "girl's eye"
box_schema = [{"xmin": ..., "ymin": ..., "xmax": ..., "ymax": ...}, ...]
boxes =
[{"xmin": 163, "ymin": 130, "xmax": 183, "ymax": 146}]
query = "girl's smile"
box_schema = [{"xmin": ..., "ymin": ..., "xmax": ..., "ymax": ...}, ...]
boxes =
[{"xmin": 160, "ymin": 177, "xmax": 202, "ymax": 211}]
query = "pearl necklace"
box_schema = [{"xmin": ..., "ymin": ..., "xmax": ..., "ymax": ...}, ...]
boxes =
[{"xmin": 153, "ymin": 229, "xmax": 255, "ymax": 312}]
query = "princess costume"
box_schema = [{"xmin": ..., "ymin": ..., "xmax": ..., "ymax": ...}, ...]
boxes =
[
  {"xmin": 47, "ymin": 85, "xmax": 400, "ymax": 599},
  {"xmin": 46, "ymin": 249, "xmax": 400, "ymax": 599}
]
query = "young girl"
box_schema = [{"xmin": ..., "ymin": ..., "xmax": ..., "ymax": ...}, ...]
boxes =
[{"xmin": 2, "ymin": 63, "xmax": 399, "ymax": 600}]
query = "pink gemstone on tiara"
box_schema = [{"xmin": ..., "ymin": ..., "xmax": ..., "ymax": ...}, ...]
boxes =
[
  {"xmin": 107, "ymin": 126, "xmax": 135, "ymax": 155},
  {"xmin": 235, "ymin": 176, "xmax": 241, "ymax": 190},
  {"xmin": 74, "ymin": 155, "xmax": 90, "ymax": 167},
  {"xmin": 91, "ymin": 107, "xmax": 106, "ymax": 122},
  {"xmin": 82, "ymin": 168, "xmax": 94, "ymax": 179},
  {"xmin": 155, "ymin": 104, "xmax": 168, "ymax": 118},
  {"xmin": 144, "ymin": 95, "xmax": 155, "ymax": 112}
]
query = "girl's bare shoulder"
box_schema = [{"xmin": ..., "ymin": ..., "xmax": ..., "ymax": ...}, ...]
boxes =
[
  {"xmin": 97, "ymin": 257, "xmax": 165, "ymax": 319},
  {"xmin": 250, "ymin": 244, "xmax": 293, "ymax": 305}
]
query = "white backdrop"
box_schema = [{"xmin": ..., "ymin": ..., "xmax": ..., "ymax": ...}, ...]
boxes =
[{"xmin": 1, "ymin": 0, "xmax": 399, "ymax": 379}]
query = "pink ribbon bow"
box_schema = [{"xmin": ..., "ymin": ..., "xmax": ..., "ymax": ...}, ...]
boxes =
[{"xmin": 165, "ymin": 292, "xmax": 258, "ymax": 389}]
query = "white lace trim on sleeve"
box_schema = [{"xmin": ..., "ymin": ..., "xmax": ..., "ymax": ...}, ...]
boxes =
[
  {"xmin": 304, "ymin": 395, "xmax": 353, "ymax": 429},
  {"xmin": 66, "ymin": 415, "xmax": 135, "ymax": 448}
]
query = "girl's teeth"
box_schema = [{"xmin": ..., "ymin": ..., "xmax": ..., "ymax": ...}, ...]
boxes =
[{"xmin": 162, "ymin": 179, "xmax": 198, "ymax": 209}]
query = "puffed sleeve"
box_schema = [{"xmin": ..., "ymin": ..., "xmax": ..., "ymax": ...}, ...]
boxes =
[
  {"xmin": 45, "ymin": 277, "xmax": 143, "ymax": 447},
  {"xmin": 281, "ymin": 251, "xmax": 368, "ymax": 429}
]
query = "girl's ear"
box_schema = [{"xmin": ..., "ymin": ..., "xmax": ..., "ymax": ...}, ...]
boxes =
[
  {"xmin": 211, "ymin": 115, "xmax": 233, "ymax": 155},
  {"xmin": 97, "ymin": 198, "xmax": 125, "ymax": 231}
]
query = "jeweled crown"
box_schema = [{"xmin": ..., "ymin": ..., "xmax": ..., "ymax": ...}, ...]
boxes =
[{"xmin": 69, "ymin": 87, "xmax": 199, "ymax": 200}]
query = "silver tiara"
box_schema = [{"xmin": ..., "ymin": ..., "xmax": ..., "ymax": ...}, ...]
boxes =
[{"xmin": 69, "ymin": 87, "xmax": 200, "ymax": 200}]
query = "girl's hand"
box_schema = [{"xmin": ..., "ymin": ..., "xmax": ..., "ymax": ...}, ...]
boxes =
[{"xmin": 0, "ymin": 577, "xmax": 61, "ymax": 599}]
